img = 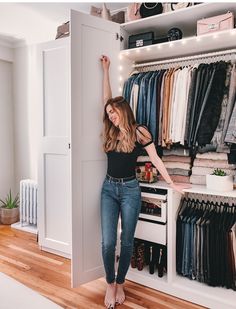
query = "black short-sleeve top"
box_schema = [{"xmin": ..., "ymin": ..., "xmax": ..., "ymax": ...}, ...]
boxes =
[{"xmin": 106, "ymin": 125, "xmax": 153, "ymax": 178}]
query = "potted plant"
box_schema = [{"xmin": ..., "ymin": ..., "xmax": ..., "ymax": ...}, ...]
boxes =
[
  {"xmin": 206, "ymin": 168, "xmax": 234, "ymax": 192},
  {"xmin": 0, "ymin": 190, "xmax": 20, "ymax": 224}
]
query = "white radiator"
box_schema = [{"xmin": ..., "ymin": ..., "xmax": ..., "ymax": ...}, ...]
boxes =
[{"xmin": 20, "ymin": 179, "xmax": 38, "ymax": 226}]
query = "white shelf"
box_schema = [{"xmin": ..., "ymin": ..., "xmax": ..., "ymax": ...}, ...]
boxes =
[
  {"xmin": 127, "ymin": 265, "xmax": 168, "ymax": 289},
  {"xmin": 120, "ymin": 28, "xmax": 236, "ymax": 64},
  {"xmin": 140, "ymin": 181, "xmax": 171, "ymax": 190},
  {"xmin": 121, "ymin": 3, "xmax": 236, "ymax": 37},
  {"xmin": 140, "ymin": 181, "xmax": 236, "ymax": 198},
  {"xmin": 183, "ymin": 184, "xmax": 236, "ymax": 198},
  {"xmin": 129, "ymin": 265, "xmax": 167, "ymax": 281},
  {"xmin": 173, "ymin": 276, "xmax": 236, "ymax": 309}
]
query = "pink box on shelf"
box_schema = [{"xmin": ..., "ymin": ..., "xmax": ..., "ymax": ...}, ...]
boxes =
[{"xmin": 197, "ymin": 11, "xmax": 234, "ymax": 36}]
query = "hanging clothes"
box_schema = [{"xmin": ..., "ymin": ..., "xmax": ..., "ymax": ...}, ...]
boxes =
[
  {"xmin": 176, "ymin": 197, "xmax": 236, "ymax": 290},
  {"xmin": 123, "ymin": 60, "xmax": 232, "ymax": 151}
]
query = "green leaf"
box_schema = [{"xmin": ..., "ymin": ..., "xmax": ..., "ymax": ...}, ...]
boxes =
[
  {"xmin": 212, "ymin": 168, "xmax": 227, "ymax": 176},
  {"xmin": 0, "ymin": 189, "xmax": 19, "ymax": 209}
]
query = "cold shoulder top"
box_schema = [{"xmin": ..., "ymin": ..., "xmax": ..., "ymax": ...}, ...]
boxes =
[{"xmin": 106, "ymin": 125, "xmax": 153, "ymax": 178}]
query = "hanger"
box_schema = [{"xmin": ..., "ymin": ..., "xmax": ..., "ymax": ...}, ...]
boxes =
[{"xmin": 129, "ymin": 69, "xmax": 140, "ymax": 76}]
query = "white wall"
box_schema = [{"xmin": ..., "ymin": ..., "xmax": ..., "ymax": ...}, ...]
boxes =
[
  {"xmin": 13, "ymin": 45, "xmax": 40, "ymax": 190},
  {"xmin": 0, "ymin": 3, "xmax": 59, "ymax": 46},
  {"xmin": 0, "ymin": 59, "xmax": 15, "ymax": 198}
]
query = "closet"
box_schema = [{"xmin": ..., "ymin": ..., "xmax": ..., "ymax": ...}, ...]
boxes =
[{"xmin": 38, "ymin": 3, "xmax": 236, "ymax": 309}]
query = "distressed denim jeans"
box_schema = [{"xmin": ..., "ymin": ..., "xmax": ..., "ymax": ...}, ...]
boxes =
[{"xmin": 101, "ymin": 178, "xmax": 141, "ymax": 284}]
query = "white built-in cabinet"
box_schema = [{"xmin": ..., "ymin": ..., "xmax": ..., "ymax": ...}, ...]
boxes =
[
  {"xmin": 38, "ymin": 38, "xmax": 71, "ymax": 257},
  {"xmin": 38, "ymin": 3, "xmax": 236, "ymax": 309}
]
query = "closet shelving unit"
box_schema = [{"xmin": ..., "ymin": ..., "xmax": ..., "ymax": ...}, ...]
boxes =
[
  {"xmin": 39, "ymin": 4, "xmax": 236, "ymax": 309},
  {"xmin": 118, "ymin": 3, "xmax": 236, "ymax": 309},
  {"xmin": 120, "ymin": 2, "xmax": 236, "ymax": 63}
]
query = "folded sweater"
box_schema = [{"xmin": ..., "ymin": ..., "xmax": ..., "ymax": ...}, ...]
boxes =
[
  {"xmin": 194, "ymin": 159, "xmax": 236, "ymax": 169},
  {"xmin": 162, "ymin": 156, "xmax": 191, "ymax": 163},
  {"xmin": 192, "ymin": 166, "xmax": 236, "ymax": 176},
  {"xmin": 159, "ymin": 175, "xmax": 190, "ymax": 184},
  {"xmin": 163, "ymin": 149, "xmax": 190, "ymax": 156},
  {"xmin": 196, "ymin": 152, "xmax": 228, "ymax": 160},
  {"xmin": 164, "ymin": 162, "xmax": 191, "ymax": 170},
  {"xmin": 190, "ymin": 175, "xmax": 206, "ymax": 185},
  {"xmin": 167, "ymin": 168, "xmax": 190, "ymax": 176}
]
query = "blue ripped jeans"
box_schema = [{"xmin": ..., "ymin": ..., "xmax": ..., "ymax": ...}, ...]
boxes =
[{"xmin": 101, "ymin": 178, "xmax": 141, "ymax": 284}]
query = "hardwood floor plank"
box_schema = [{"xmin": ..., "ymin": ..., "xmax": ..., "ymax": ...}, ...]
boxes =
[
  {"xmin": 0, "ymin": 226, "xmax": 207, "ymax": 309},
  {"xmin": 8, "ymin": 244, "xmax": 64, "ymax": 265},
  {"xmin": 0, "ymin": 253, "xmax": 31, "ymax": 270}
]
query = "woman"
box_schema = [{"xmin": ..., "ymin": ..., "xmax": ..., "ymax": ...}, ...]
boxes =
[{"xmin": 100, "ymin": 55, "xmax": 190, "ymax": 309}]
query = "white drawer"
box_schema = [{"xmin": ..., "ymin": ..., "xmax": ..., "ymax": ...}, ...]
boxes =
[
  {"xmin": 141, "ymin": 193, "xmax": 167, "ymax": 223},
  {"xmin": 135, "ymin": 219, "xmax": 167, "ymax": 245}
]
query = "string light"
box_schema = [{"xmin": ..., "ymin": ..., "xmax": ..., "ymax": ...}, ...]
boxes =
[{"xmin": 119, "ymin": 65, "xmax": 123, "ymax": 71}]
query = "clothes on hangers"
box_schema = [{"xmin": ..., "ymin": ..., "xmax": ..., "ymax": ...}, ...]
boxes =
[
  {"xmin": 176, "ymin": 198, "xmax": 236, "ymax": 290},
  {"xmin": 225, "ymin": 98, "xmax": 236, "ymax": 144},
  {"xmin": 210, "ymin": 64, "xmax": 231, "ymax": 150},
  {"xmin": 123, "ymin": 61, "xmax": 231, "ymax": 150},
  {"xmin": 228, "ymin": 144, "xmax": 236, "ymax": 164}
]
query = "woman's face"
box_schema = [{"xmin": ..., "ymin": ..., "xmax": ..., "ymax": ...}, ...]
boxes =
[{"xmin": 106, "ymin": 104, "xmax": 120, "ymax": 127}]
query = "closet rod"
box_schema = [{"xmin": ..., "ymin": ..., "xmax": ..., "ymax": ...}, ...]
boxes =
[{"xmin": 133, "ymin": 48, "xmax": 236, "ymax": 68}]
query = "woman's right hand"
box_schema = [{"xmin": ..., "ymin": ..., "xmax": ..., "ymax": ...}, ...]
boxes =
[
  {"xmin": 100, "ymin": 55, "xmax": 110, "ymax": 71},
  {"xmin": 170, "ymin": 182, "xmax": 191, "ymax": 195}
]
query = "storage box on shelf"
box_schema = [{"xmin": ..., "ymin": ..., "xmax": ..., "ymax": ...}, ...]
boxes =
[{"xmin": 120, "ymin": 28, "xmax": 236, "ymax": 63}]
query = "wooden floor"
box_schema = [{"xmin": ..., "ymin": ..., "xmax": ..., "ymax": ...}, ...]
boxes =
[{"xmin": 0, "ymin": 225, "xmax": 206, "ymax": 309}]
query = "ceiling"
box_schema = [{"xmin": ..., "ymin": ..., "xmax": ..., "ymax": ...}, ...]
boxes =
[
  {"xmin": 19, "ymin": 2, "xmax": 130, "ymax": 23},
  {"xmin": 0, "ymin": 2, "xmax": 130, "ymax": 45}
]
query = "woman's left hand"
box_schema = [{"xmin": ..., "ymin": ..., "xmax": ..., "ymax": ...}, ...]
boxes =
[{"xmin": 169, "ymin": 182, "xmax": 191, "ymax": 195}]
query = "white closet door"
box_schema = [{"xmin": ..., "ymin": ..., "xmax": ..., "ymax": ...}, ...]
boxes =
[
  {"xmin": 71, "ymin": 10, "xmax": 120, "ymax": 286},
  {"xmin": 38, "ymin": 38, "xmax": 71, "ymax": 257}
]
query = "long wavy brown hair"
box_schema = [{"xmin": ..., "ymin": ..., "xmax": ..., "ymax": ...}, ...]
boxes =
[{"xmin": 103, "ymin": 96, "xmax": 137, "ymax": 153}]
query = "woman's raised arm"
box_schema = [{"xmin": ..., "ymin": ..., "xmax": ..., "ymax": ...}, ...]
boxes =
[{"xmin": 100, "ymin": 55, "xmax": 112, "ymax": 105}]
